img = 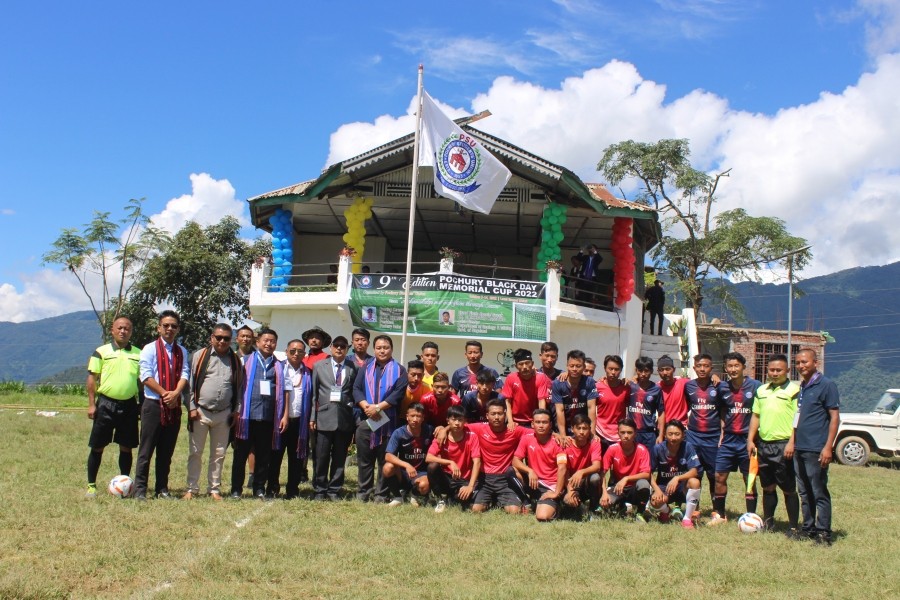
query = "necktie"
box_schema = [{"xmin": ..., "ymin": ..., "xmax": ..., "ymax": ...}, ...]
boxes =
[{"xmin": 335, "ymin": 363, "xmax": 343, "ymax": 385}]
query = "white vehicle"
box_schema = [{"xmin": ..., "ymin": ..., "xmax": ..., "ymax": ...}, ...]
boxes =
[{"xmin": 834, "ymin": 389, "xmax": 900, "ymax": 466}]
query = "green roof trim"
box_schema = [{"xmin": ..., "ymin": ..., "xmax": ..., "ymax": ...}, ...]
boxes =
[
  {"xmin": 559, "ymin": 170, "xmax": 656, "ymax": 220},
  {"xmin": 252, "ymin": 163, "xmax": 343, "ymax": 208}
]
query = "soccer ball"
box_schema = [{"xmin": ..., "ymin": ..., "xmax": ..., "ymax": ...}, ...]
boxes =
[
  {"xmin": 737, "ymin": 512, "xmax": 764, "ymax": 533},
  {"xmin": 108, "ymin": 475, "xmax": 134, "ymax": 498}
]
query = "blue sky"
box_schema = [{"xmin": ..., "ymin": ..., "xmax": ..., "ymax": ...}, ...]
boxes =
[{"xmin": 1, "ymin": 1, "xmax": 898, "ymax": 321}]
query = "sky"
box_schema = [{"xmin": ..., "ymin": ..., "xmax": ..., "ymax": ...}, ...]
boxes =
[{"xmin": 1, "ymin": 0, "xmax": 899, "ymax": 322}]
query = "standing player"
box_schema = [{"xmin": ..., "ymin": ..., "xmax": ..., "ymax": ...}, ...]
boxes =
[
  {"xmin": 85, "ymin": 317, "xmax": 141, "ymax": 498},
  {"xmin": 599, "ymin": 418, "xmax": 652, "ymax": 519},
  {"xmin": 562, "ymin": 414, "xmax": 604, "ymax": 515},
  {"xmin": 710, "ymin": 352, "xmax": 761, "ymax": 525},
  {"xmin": 657, "ymin": 355, "xmax": 688, "ymax": 427},
  {"xmin": 627, "ymin": 356, "xmax": 664, "ymax": 450},
  {"xmin": 400, "ymin": 359, "xmax": 431, "ymax": 417},
  {"xmin": 551, "ymin": 349, "xmax": 598, "ymax": 435},
  {"xmin": 648, "ymin": 420, "xmax": 702, "ymax": 528},
  {"xmin": 684, "ymin": 353, "xmax": 721, "ymax": 510},
  {"xmin": 748, "ymin": 354, "xmax": 801, "ymax": 536},
  {"xmin": 512, "ymin": 409, "xmax": 567, "ymax": 522},
  {"xmin": 793, "ymin": 349, "xmax": 840, "ymax": 545},
  {"xmin": 583, "ymin": 358, "xmax": 597, "ymax": 379},
  {"xmin": 426, "ymin": 406, "xmax": 482, "ymax": 512},
  {"xmin": 451, "ymin": 340, "xmax": 501, "ymax": 395},
  {"xmin": 501, "ymin": 349, "xmax": 552, "ymax": 430},
  {"xmin": 420, "ymin": 341, "xmax": 440, "ymax": 387},
  {"xmin": 595, "ymin": 355, "xmax": 631, "ymax": 451},
  {"xmin": 420, "ymin": 372, "xmax": 462, "ymax": 428},
  {"xmin": 461, "ymin": 370, "xmax": 497, "ymax": 423},
  {"xmin": 538, "ymin": 341, "xmax": 562, "ymax": 380},
  {"xmin": 469, "ymin": 399, "xmax": 528, "ymax": 515},
  {"xmin": 348, "ymin": 328, "xmax": 372, "ymax": 369},
  {"xmin": 384, "ymin": 403, "xmax": 433, "ymax": 506}
]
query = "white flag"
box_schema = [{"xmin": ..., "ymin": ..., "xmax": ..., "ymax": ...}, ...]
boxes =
[{"xmin": 419, "ymin": 91, "xmax": 511, "ymax": 215}]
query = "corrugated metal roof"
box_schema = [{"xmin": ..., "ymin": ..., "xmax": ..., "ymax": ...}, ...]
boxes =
[
  {"xmin": 248, "ymin": 180, "xmax": 315, "ymax": 202},
  {"xmin": 584, "ymin": 183, "xmax": 656, "ymax": 212}
]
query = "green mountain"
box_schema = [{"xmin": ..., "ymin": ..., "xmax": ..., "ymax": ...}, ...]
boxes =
[{"xmin": 0, "ymin": 311, "xmax": 102, "ymax": 383}]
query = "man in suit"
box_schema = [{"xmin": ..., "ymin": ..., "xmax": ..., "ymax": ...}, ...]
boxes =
[{"xmin": 310, "ymin": 335, "xmax": 358, "ymax": 501}]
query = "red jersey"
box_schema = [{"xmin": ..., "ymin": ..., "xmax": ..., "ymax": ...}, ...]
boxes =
[
  {"xmin": 428, "ymin": 430, "xmax": 482, "ymax": 480},
  {"xmin": 501, "ymin": 372, "xmax": 551, "ymax": 425},
  {"xmin": 466, "ymin": 422, "xmax": 526, "ymax": 474},
  {"xmin": 302, "ymin": 350, "xmax": 329, "ymax": 370},
  {"xmin": 602, "ymin": 442, "xmax": 651, "ymax": 484},
  {"xmin": 514, "ymin": 432, "xmax": 566, "ymax": 489},
  {"xmin": 565, "ymin": 438, "xmax": 603, "ymax": 474},
  {"xmin": 595, "ymin": 380, "xmax": 631, "ymax": 441},
  {"xmin": 659, "ymin": 377, "xmax": 688, "ymax": 426},
  {"xmin": 419, "ymin": 391, "xmax": 462, "ymax": 428}
]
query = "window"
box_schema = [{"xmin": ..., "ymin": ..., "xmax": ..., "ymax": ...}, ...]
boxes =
[{"xmin": 753, "ymin": 342, "xmax": 801, "ymax": 381}]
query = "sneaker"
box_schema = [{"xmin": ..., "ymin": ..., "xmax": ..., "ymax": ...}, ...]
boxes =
[
  {"xmin": 434, "ymin": 500, "xmax": 447, "ymax": 514},
  {"xmin": 230, "ymin": 491, "xmax": 242, "ymax": 500},
  {"xmin": 388, "ymin": 498, "xmax": 403, "ymax": 507},
  {"xmin": 813, "ymin": 532, "xmax": 833, "ymax": 547},
  {"xmin": 156, "ymin": 490, "xmax": 172, "ymax": 500},
  {"xmin": 681, "ymin": 518, "xmax": 695, "ymax": 529},
  {"xmin": 85, "ymin": 484, "xmax": 97, "ymax": 498},
  {"xmin": 634, "ymin": 513, "xmax": 648, "ymax": 524},
  {"xmin": 671, "ymin": 506, "xmax": 684, "ymax": 521},
  {"xmin": 409, "ymin": 494, "xmax": 426, "ymax": 508},
  {"xmin": 708, "ymin": 512, "xmax": 727, "ymax": 527}
]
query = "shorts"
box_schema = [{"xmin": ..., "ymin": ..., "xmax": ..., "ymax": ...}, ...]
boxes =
[
  {"xmin": 686, "ymin": 431, "xmax": 718, "ymax": 477},
  {"xmin": 654, "ymin": 477, "xmax": 688, "ymax": 503},
  {"xmin": 758, "ymin": 440, "xmax": 796, "ymax": 492},
  {"xmin": 715, "ymin": 435, "xmax": 750, "ymax": 474},
  {"xmin": 509, "ymin": 469, "xmax": 559, "ymax": 510},
  {"xmin": 635, "ymin": 431, "xmax": 658, "ymax": 450},
  {"xmin": 474, "ymin": 472, "xmax": 523, "ymax": 508},
  {"xmin": 88, "ymin": 396, "xmax": 139, "ymax": 449}
]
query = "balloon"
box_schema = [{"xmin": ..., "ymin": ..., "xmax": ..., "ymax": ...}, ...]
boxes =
[
  {"xmin": 272, "ymin": 249, "xmax": 283, "ymax": 259},
  {"xmin": 549, "ymin": 216, "xmax": 558, "ymax": 225},
  {"xmin": 537, "ymin": 260, "xmax": 547, "ymax": 270},
  {"xmin": 282, "ymin": 250, "xmax": 293, "ymax": 260},
  {"xmin": 538, "ymin": 271, "xmax": 548, "ymax": 282},
  {"xmin": 553, "ymin": 231, "xmax": 564, "ymax": 243}
]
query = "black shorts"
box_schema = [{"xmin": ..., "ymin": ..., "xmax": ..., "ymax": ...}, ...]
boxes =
[
  {"xmin": 88, "ymin": 396, "xmax": 139, "ymax": 449},
  {"xmin": 758, "ymin": 440, "xmax": 796, "ymax": 492},
  {"xmin": 522, "ymin": 481, "xmax": 560, "ymax": 511},
  {"xmin": 474, "ymin": 473, "xmax": 523, "ymax": 508}
]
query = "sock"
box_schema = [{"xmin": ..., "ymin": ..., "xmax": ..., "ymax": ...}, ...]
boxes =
[
  {"xmin": 386, "ymin": 475, "xmax": 401, "ymax": 498},
  {"xmin": 745, "ymin": 493, "xmax": 758, "ymax": 514},
  {"xmin": 87, "ymin": 450, "xmax": 103, "ymax": 485},
  {"xmin": 118, "ymin": 451, "xmax": 132, "ymax": 476},
  {"xmin": 684, "ymin": 488, "xmax": 701, "ymax": 521},
  {"xmin": 713, "ymin": 495, "xmax": 726, "ymax": 516},
  {"xmin": 763, "ymin": 490, "xmax": 778, "ymax": 529},
  {"xmin": 784, "ymin": 492, "xmax": 800, "ymax": 529}
]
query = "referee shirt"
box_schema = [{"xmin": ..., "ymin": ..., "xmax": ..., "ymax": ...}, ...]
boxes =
[
  {"xmin": 87, "ymin": 343, "xmax": 141, "ymax": 401},
  {"xmin": 752, "ymin": 380, "xmax": 800, "ymax": 442}
]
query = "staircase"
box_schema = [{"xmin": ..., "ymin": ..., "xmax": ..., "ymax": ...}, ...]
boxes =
[{"xmin": 639, "ymin": 334, "xmax": 680, "ymax": 366}]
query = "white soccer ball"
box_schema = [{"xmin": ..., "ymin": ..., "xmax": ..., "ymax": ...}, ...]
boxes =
[
  {"xmin": 108, "ymin": 475, "xmax": 134, "ymax": 498},
  {"xmin": 737, "ymin": 512, "xmax": 764, "ymax": 533}
]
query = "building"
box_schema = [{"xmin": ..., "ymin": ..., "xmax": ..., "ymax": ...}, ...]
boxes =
[{"xmin": 697, "ymin": 323, "xmax": 827, "ymax": 380}]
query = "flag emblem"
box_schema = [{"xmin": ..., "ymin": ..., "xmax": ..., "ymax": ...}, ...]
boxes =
[{"xmin": 437, "ymin": 136, "xmax": 481, "ymax": 193}]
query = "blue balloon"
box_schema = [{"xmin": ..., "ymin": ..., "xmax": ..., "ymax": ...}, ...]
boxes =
[
  {"xmin": 268, "ymin": 216, "xmax": 279, "ymax": 227},
  {"xmin": 281, "ymin": 238, "xmax": 290, "ymax": 247},
  {"xmin": 271, "ymin": 238, "xmax": 282, "ymax": 250},
  {"xmin": 272, "ymin": 249, "xmax": 283, "ymax": 259},
  {"xmin": 279, "ymin": 282, "xmax": 289, "ymax": 291},
  {"xmin": 273, "ymin": 267, "xmax": 284, "ymax": 276},
  {"xmin": 280, "ymin": 259, "xmax": 291, "ymax": 268},
  {"xmin": 282, "ymin": 249, "xmax": 293, "ymax": 259}
]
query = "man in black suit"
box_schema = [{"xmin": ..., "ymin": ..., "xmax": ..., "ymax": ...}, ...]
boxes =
[{"xmin": 310, "ymin": 336, "xmax": 358, "ymax": 501}]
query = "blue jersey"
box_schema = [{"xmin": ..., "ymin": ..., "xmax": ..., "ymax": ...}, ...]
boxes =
[
  {"xmin": 684, "ymin": 379, "xmax": 721, "ymax": 441},
  {"xmin": 627, "ymin": 382, "xmax": 662, "ymax": 433},
  {"xmin": 718, "ymin": 377, "xmax": 761, "ymax": 436},
  {"xmin": 461, "ymin": 389, "xmax": 497, "ymax": 423},
  {"xmin": 651, "ymin": 441, "xmax": 701, "ymax": 484},
  {"xmin": 551, "ymin": 376, "xmax": 598, "ymax": 430},
  {"xmin": 451, "ymin": 365, "xmax": 501, "ymax": 395},
  {"xmin": 385, "ymin": 424, "xmax": 434, "ymax": 471}
]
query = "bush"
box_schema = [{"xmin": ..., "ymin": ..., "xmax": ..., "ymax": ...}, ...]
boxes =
[
  {"xmin": 0, "ymin": 380, "xmax": 26, "ymax": 394},
  {"xmin": 34, "ymin": 383, "xmax": 60, "ymax": 396},
  {"xmin": 62, "ymin": 384, "xmax": 87, "ymax": 396}
]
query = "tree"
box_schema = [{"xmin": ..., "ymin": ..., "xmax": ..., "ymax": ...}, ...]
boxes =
[
  {"xmin": 598, "ymin": 139, "xmax": 812, "ymax": 315},
  {"xmin": 42, "ymin": 198, "xmax": 170, "ymax": 341},
  {"xmin": 126, "ymin": 216, "xmax": 271, "ymax": 350}
]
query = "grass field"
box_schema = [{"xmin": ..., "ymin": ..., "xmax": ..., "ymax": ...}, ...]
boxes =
[{"xmin": 2, "ymin": 396, "xmax": 899, "ymax": 600}]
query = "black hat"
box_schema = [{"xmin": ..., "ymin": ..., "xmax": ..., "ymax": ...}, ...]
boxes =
[
  {"xmin": 513, "ymin": 348, "xmax": 533, "ymax": 364},
  {"xmin": 302, "ymin": 326, "xmax": 332, "ymax": 347}
]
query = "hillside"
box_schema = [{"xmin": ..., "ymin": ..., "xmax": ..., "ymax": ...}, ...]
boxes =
[{"xmin": 0, "ymin": 311, "xmax": 101, "ymax": 383}]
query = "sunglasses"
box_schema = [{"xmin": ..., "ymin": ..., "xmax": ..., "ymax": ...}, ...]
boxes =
[
  {"xmin": 213, "ymin": 335, "xmax": 232, "ymax": 342},
  {"xmin": 288, "ymin": 349, "xmax": 306, "ymax": 355},
  {"xmin": 332, "ymin": 344, "xmax": 348, "ymax": 350},
  {"xmin": 161, "ymin": 323, "xmax": 179, "ymax": 329}
]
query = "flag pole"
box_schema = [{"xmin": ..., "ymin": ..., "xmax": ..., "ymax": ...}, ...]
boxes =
[{"xmin": 399, "ymin": 64, "xmax": 424, "ymax": 364}]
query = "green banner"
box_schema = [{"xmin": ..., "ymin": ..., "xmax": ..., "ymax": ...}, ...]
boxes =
[{"xmin": 349, "ymin": 273, "xmax": 548, "ymax": 342}]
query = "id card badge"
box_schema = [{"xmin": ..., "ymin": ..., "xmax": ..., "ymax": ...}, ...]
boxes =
[
  {"xmin": 259, "ymin": 379, "xmax": 272, "ymax": 396},
  {"xmin": 330, "ymin": 386, "xmax": 342, "ymax": 402}
]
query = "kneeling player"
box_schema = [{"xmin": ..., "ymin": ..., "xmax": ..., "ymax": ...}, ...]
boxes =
[
  {"xmin": 512, "ymin": 409, "xmax": 567, "ymax": 521},
  {"xmin": 599, "ymin": 418, "xmax": 652, "ymax": 520},
  {"xmin": 648, "ymin": 420, "xmax": 702, "ymax": 528},
  {"xmin": 470, "ymin": 399, "xmax": 526, "ymax": 515},
  {"xmin": 426, "ymin": 406, "xmax": 482, "ymax": 512},
  {"xmin": 562, "ymin": 414, "xmax": 603, "ymax": 515},
  {"xmin": 384, "ymin": 403, "xmax": 433, "ymax": 506}
]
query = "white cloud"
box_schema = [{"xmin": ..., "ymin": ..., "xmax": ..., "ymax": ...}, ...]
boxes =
[
  {"xmin": 1, "ymin": 209, "xmax": 14, "ymax": 215},
  {"xmin": 149, "ymin": 172, "xmax": 247, "ymax": 233},
  {"xmin": 0, "ymin": 269, "xmax": 107, "ymax": 323},
  {"xmin": 327, "ymin": 53, "xmax": 900, "ymax": 279},
  {"xmin": 858, "ymin": 0, "xmax": 900, "ymax": 55}
]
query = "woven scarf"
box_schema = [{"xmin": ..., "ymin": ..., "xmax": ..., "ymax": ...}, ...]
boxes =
[
  {"xmin": 292, "ymin": 364, "xmax": 313, "ymax": 460},
  {"xmin": 156, "ymin": 337, "xmax": 183, "ymax": 426},
  {"xmin": 191, "ymin": 346, "xmax": 242, "ymax": 412},
  {"xmin": 364, "ymin": 359, "xmax": 401, "ymax": 448},
  {"xmin": 235, "ymin": 351, "xmax": 285, "ymax": 448}
]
